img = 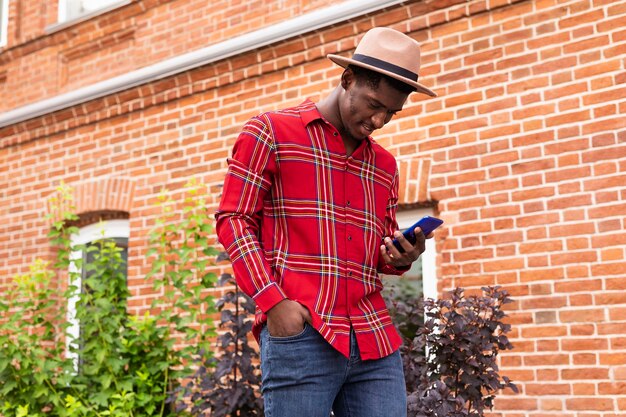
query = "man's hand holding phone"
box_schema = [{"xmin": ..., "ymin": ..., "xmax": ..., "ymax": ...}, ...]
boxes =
[{"xmin": 380, "ymin": 216, "xmax": 443, "ymax": 268}]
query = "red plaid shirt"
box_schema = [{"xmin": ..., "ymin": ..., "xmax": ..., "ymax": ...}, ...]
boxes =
[{"xmin": 215, "ymin": 100, "xmax": 407, "ymax": 359}]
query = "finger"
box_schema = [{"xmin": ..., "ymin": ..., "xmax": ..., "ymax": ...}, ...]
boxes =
[
  {"xmin": 380, "ymin": 244, "xmax": 394, "ymax": 264},
  {"xmin": 411, "ymin": 227, "xmax": 427, "ymax": 254},
  {"xmin": 384, "ymin": 235, "xmax": 405, "ymax": 259},
  {"xmin": 395, "ymin": 230, "xmax": 414, "ymax": 254}
]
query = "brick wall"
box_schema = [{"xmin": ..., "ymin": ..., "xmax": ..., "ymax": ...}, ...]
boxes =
[
  {"xmin": 1, "ymin": 0, "xmax": 626, "ymax": 415},
  {"xmin": 0, "ymin": 0, "xmax": 340, "ymax": 110}
]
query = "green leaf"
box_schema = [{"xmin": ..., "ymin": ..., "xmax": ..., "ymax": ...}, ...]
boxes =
[{"xmin": 16, "ymin": 404, "xmax": 29, "ymax": 417}]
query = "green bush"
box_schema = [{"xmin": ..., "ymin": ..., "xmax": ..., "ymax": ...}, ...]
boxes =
[
  {"xmin": 0, "ymin": 181, "xmax": 516, "ymax": 416},
  {"xmin": 0, "ymin": 180, "xmax": 217, "ymax": 416}
]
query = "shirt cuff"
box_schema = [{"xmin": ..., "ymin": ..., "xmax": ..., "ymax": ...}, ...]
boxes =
[
  {"xmin": 380, "ymin": 263, "xmax": 411, "ymax": 276},
  {"xmin": 252, "ymin": 282, "xmax": 288, "ymax": 313}
]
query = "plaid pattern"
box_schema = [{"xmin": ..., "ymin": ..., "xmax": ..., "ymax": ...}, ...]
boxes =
[{"xmin": 216, "ymin": 100, "xmax": 406, "ymax": 359}]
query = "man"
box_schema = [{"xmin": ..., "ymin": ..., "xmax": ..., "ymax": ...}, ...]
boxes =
[{"xmin": 215, "ymin": 27, "xmax": 437, "ymax": 417}]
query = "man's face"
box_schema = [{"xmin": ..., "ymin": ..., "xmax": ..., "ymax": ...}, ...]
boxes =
[{"xmin": 338, "ymin": 71, "xmax": 409, "ymax": 141}]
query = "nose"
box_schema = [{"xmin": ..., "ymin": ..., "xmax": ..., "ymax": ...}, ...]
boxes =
[{"xmin": 371, "ymin": 111, "xmax": 386, "ymax": 129}]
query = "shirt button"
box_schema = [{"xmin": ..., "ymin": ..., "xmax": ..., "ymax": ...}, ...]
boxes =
[
  {"xmin": 333, "ymin": 131, "xmax": 338, "ymax": 136},
  {"xmin": 346, "ymin": 200, "xmax": 351, "ymax": 206},
  {"xmin": 347, "ymin": 235, "xmax": 352, "ymax": 241}
]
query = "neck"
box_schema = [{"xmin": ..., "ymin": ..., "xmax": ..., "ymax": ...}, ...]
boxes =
[
  {"xmin": 317, "ymin": 87, "xmax": 360, "ymax": 156},
  {"xmin": 316, "ymin": 86, "xmax": 341, "ymax": 129}
]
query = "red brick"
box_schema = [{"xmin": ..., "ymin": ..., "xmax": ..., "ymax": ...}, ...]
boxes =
[
  {"xmin": 598, "ymin": 381, "xmax": 626, "ymax": 395},
  {"xmin": 559, "ymin": 9, "xmax": 605, "ymax": 29},
  {"xmin": 571, "ymin": 382, "xmax": 597, "ymax": 396},
  {"xmin": 588, "ymin": 202, "xmax": 626, "ymax": 218},
  {"xmin": 512, "ymin": 103, "xmax": 555, "ymax": 120},
  {"xmin": 602, "ymin": 247, "xmax": 624, "ymax": 262},
  {"xmin": 493, "ymin": 397, "xmax": 538, "ymax": 411},
  {"xmin": 479, "ymin": 123, "xmax": 521, "ymax": 140},
  {"xmin": 453, "ymin": 248, "xmax": 494, "ymax": 262},
  {"xmin": 562, "ymin": 338, "xmax": 608, "ymax": 351},
  {"xmin": 444, "ymin": 91, "xmax": 484, "ymax": 108},
  {"xmin": 527, "ymin": 254, "xmax": 549, "ymax": 268},
  {"xmin": 522, "ymin": 296, "xmax": 567, "ymax": 310},
  {"xmin": 524, "ymin": 353, "xmax": 570, "ymax": 367},
  {"xmin": 525, "ymin": 383, "xmax": 571, "ymax": 396},
  {"xmin": 522, "ymin": 322, "xmax": 568, "ymax": 339},
  {"xmin": 544, "ymin": 82, "xmax": 588, "ymax": 100},
  {"xmin": 519, "ymin": 240, "xmax": 563, "ymax": 254},
  {"xmin": 537, "ymin": 368, "xmax": 559, "ymax": 381},
  {"xmin": 556, "ymin": 279, "xmax": 602, "ymax": 294},
  {"xmin": 483, "ymin": 258, "xmax": 525, "ymax": 272},
  {"xmin": 546, "ymin": 194, "xmax": 593, "ymax": 210},
  {"xmin": 496, "ymin": 52, "xmax": 538, "ymax": 70},
  {"xmin": 512, "ymin": 187, "xmax": 556, "ymax": 201},
  {"xmin": 551, "ymin": 251, "xmax": 597, "ymax": 265},
  {"xmin": 583, "ymin": 117, "xmax": 626, "ymax": 135},
  {"xmin": 560, "ymin": 309, "xmax": 606, "ymax": 323},
  {"xmin": 572, "ymin": 353, "xmax": 596, "ymax": 365},
  {"xmin": 479, "ymin": 178, "xmax": 520, "ymax": 194},
  {"xmin": 516, "ymin": 212, "xmax": 560, "ymax": 227},
  {"xmin": 599, "ymin": 352, "xmax": 626, "ymax": 366},
  {"xmin": 595, "ymin": 292, "xmax": 626, "ymax": 305},
  {"xmin": 545, "ymin": 166, "xmax": 591, "ymax": 182},
  {"xmin": 583, "ymin": 175, "xmax": 626, "ymax": 191},
  {"xmin": 566, "ymin": 397, "xmax": 614, "ymax": 411},
  {"xmin": 546, "ymin": 110, "xmax": 591, "ymax": 127}
]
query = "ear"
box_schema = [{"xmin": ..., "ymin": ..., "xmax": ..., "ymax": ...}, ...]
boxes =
[{"xmin": 341, "ymin": 67, "xmax": 356, "ymax": 90}]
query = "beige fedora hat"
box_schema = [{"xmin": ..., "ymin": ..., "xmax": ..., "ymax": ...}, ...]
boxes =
[{"xmin": 328, "ymin": 27, "xmax": 436, "ymax": 97}]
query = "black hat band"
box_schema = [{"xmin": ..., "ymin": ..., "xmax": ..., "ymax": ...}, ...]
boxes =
[{"xmin": 352, "ymin": 54, "xmax": 419, "ymax": 82}]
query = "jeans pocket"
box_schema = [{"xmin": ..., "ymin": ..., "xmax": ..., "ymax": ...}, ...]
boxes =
[{"xmin": 267, "ymin": 322, "xmax": 310, "ymax": 342}]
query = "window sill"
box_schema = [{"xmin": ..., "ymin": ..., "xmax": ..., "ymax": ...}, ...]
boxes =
[{"xmin": 45, "ymin": 0, "xmax": 131, "ymax": 35}]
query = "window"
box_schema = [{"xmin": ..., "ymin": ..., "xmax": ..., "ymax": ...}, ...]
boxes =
[
  {"xmin": 383, "ymin": 208, "xmax": 439, "ymax": 300},
  {"xmin": 58, "ymin": 0, "xmax": 127, "ymax": 23},
  {"xmin": 0, "ymin": 0, "xmax": 8, "ymax": 48},
  {"xmin": 66, "ymin": 219, "xmax": 129, "ymax": 369}
]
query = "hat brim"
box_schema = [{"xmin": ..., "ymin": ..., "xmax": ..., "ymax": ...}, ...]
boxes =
[{"xmin": 328, "ymin": 54, "xmax": 437, "ymax": 97}]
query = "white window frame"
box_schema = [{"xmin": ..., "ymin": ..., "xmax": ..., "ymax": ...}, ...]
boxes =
[
  {"xmin": 57, "ymin": 0, "xmax": 130, "ymax": 25},
  {"xmin": 395, "ymin": 208, "xmax": 439, "ymax": 300},
  {"xmin": 66, "ymin": 219, "xmax": 129, "ymax": 368},
  {"xmin": 0, "ymin": 0, "xmax": 9, "ymax": 48}
]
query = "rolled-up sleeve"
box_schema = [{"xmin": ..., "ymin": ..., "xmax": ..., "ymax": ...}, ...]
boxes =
[{"xmin": 215, "ymin": 116, "xmax": 287, "ymax": 313}]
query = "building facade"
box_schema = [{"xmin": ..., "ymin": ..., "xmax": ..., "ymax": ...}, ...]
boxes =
[{"xmin": 1, "ymin": 0, "xmax": 626, "ymax": 415}]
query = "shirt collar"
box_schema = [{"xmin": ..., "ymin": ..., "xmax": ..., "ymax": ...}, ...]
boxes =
[{"xmin": 299, "ymin": 99, "xmax": 324, "ymax": 126}]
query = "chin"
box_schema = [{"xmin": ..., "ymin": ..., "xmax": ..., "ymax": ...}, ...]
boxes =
[{"xmin": 351, "ymin": 128, "xmax": 369, "ymax": 140}]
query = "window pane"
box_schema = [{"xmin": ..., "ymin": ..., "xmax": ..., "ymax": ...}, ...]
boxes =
[
  {"xmin": 63, "ymin": 0, "xmax": 124, "ymax": 21},
  {"xmin": 81, "ymin": 0, "xmax": 121, "ymax": 13},
  {"xmin": 77, "ymin": 237, "xmax": 128, "ymax": 372},
  {"xmin": 0, "ymin": 0, "xmax": 8, "ymax": 47},
  {"xmin": 81, "ymin": 237, "xmax": 128, "ymax": 286}
]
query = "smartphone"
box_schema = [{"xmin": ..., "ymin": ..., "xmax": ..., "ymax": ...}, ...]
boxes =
[{"xmin": 391, "ymin": 216, "xmax": 443, "ymax": 253}]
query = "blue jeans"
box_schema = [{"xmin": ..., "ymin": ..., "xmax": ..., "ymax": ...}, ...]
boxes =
[{"xmin": 259, "ymin": 324, "xmax": 407, "ymax": 417}]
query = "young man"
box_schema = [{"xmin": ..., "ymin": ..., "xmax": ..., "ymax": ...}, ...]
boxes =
[{"xmin": 215, "ymin": 27, "xmax": 437, "ymax": 417}]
